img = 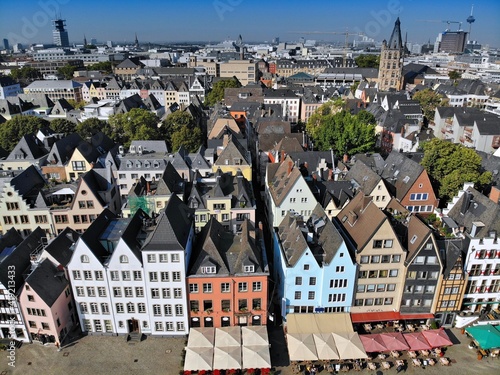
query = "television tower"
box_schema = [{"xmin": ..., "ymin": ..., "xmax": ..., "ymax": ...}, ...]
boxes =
[{"xmin": 466, "ymin": 5, "xmax": 476, "ymax": 42}]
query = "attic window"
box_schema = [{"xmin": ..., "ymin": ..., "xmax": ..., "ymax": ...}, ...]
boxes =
[
  {"xmin": 81, "ymin": 255, "xmax": 89, "ymax": 263},
  {"xmin": 244, "ymin": 265, "xmax": 255, "ymax": 273},
  {"xmin": 403, "ymin": 176, "xmax": 410, "ymax": 183},
  {"xmin": 202, "ymin": 266, "xmax": 216, "ymax": 274},
  {"xmin": 410, "ymin": 235, "xmax": 418, "ymax": 244},
  {"xmin": 153, "ymin": 162, "xmax": 160, "ymax": 168}
]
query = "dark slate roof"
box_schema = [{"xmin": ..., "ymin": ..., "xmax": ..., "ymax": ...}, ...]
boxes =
[
  {"xmin": 379, "ymin": 151, "xmax": 425, "ymax": 200},
  {"xmin": 258, "ymin": 133, "xmax": 302, "ymax": 153},
  {"xmin": 436, "ymin": 238, "xmax": 469, "ymax": 278},
  {"xmin": 25, "ymin": 258, "xmax": 68, "ymax": 307},
  {"xmin": 345, "ymin": 160, "xmax": 383, "ymax": 195},
  {"xmin": 476, "ymin": 151, "xmax": 500, "ymax": 189},
  {"xmin": 447, "ymin": 187, "xmax": 500, "ymax": 237},
  {"xmin": 0, "ymin": 227, "xmax": 45, "ymax": 293},
  {"xmin": 155, "ymin": 162, "xmax": 185, "ymax": 196},
  {"xmin": 213, "ymin": 135, "xmax": 250, "ymax": 166},
  {"xmin": 7, "ymin": 134, "xmax": 49, "ymax": 161},
  {"xmin": 10, "ymin": 165, "xmax": 46, "ymax": 200},
  {"xmin": 142, "ymin": 194, "xmax": 193, "ymax": 251},
  {"xmin": 350, "ymin": 153, "xmax": 386, "ymax": 173},
  {"xmin": 45, "ymin": 133, "xmax": 83, "ymax": 165},
  {"xmin": 44, "ymin": 228, "xmax": 80, "ymax": 267},
  {"xmin": 474, "ymin": 115, "xmax": 500, "ymax": 136},
  {"xmin": 317, "ymin": 180, "xmax": 354, "ymax": 209},
  {"xmin": 80, "ymin": 170, "xmax": 110, "ymax": 207},
  {"xmin": 80, "ymin": 209, "xmax": 118, "ymax": 263},
  {"xmin": 288, "ymin": 151, "xmax": 335, "ymax": 174},
  {"xmin": 456, "ymin": 79, "xmax": 487, "ymax": 96},
  {"xmin": 388, "ymin": 17, "xmax": 403, "ymax": 50}
]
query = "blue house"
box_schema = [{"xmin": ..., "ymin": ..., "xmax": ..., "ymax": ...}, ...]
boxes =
[{"xmin": 272, "ymin": 203, "xmax": 357, "ymax": 321}]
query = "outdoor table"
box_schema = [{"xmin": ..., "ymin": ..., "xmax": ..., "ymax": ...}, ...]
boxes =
[
  {"xmin": 382, "ymin": 361, "xmax": 391, "ymax": 370},
  {"xmin": 408, "ymin": 351, "xmax": 417, "ymax": 358},
  {"xmin": 391, "ymin": 350, "xmax": 400, "ymax": 358},
  {"xmin": 420, "ymin": 350, "xmax": 430, "ymax": 357},
  {"xmin": 412, "ymin": 358, "xmax": 422, "ymax": 367},
  {"xmin": 378, "ymin": 353, "xmax": 387, "ymax": 360}
]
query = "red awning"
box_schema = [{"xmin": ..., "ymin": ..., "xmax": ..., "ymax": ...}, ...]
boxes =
[
  {"xmin": 398, "ymin": 313, "xmax": 434, "ymax": 320},
  {"xmin": 351, "ymin": 312, "xmax": 434, "ymax": 324},
  {"xmin": 351, "ymin": 312, "xmax": 400, "ymax": 323}
]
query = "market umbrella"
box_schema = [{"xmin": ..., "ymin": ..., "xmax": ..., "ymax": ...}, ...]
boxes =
[
  {"xmin": 213, "ymin": 346, "xmax": 241, "ymax": 370},
  {"xmin": 403, "ymin": 332, "xmax": 432, "ymax": 351},
  {"xmin": 242, "ymin": 345, "xmax": 272, "ymax": 369},
  {"xmin": 287, "ymin": 333, "xmax": 318, "ymax": 361},
  {"xmin": 331, "ymin": 332, "xmax": 368, "ymax": 360},
  {"xmin": 360, "ymin": 334, "xmax": 388, "ymax": 353},
  {"xmin": 187, "ymin": 327, "xmax": 215, "ymax": 348},
  {"xmin": 184, "ymin": 347, "xmax": 213, "ymax": 371},
  {"xmin": 421, "ymin": 329, "xmax": 453, "ymax": 348},
  {"xmin": 313, "ymin": 333, "xmax": 340, "ymax": 360},
  {"xmin": 242, "ymin": 326, "xmax": 269, "ymax": 347},
  {"xmin": 379, "ymin": 332, "xmax": 410, "ymax": 351},
  {"xmin": 215, "ymin": 326, "xmax": 241, "ymax": 347},
  {"xmin": 465, "ymin": 324, "xmax": 500, "ymax": 350}
]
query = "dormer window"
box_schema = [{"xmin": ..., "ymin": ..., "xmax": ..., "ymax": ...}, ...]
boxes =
[
  {"xmin": 120, "ymin": 255, "xmax": 128, "ymax": 263},
  {"xmin": 202, "ymin": 266, "xmax": 216, "ymax": 274},
  {"xmin": 244, "ymin": 265, "xmax": 254, "ymax": 273},
  {"xmin": 81, "ymin": 255, "xmax": 89, "ymax": 263}
]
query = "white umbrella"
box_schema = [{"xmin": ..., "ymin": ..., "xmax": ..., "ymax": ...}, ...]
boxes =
[
  {"xmin": 242, "ymin": 326, "xmax": 269, "ymax": 347},
  {"xmin": 213, "ymin": 346, "xmax": 242, "ymax": 370},
  {"xmin": 242, "ymin": 345, "xmax": 272, "ymax": 369},
  {"xmin": 332, "ymin": 332, "xmax": 368, "ymax": 360},
  {"xmin": 184, "ymin": 347, "xmax": 213, "ymax": 371},
  {"xmin": 287, "ymin": 333, "xmax": 318, "ymax": 361},
  {"xmin": 313, "ymin": 332, "xmax": 340, "ymax": 360},
  {"xmin": 215, "ymin": 326, "xmax": 241, "ymax": 347},
  {"xmin": 187, "ymin": 327, "xmax": 215, "ymax": 348}
]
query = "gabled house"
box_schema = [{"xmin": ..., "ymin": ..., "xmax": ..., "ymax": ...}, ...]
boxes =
[
  {"xmin": 265, "ymin": 156, "xmax": 317, "ymax": 228},
  {"xmin": 0, "ymin": 228, "xmax": 45, "ymax": 342},
  {"xmin": 379, "ymin": 151, "xmax": 438, "ymax": 215},
  {"xmin": 187, "ymin": 219, "xmax": 268, "ymax": 328},
  {"xmin": 344, "ymin": 160, "xmax": 391, "ymax": 209},
  {"xmin": 316, "ymin": 180, "xmax": 354, "ymax": 219},
  {"xmin": 41, "ymin": 133, "xmax": 84, "ymax": 181},
  {"xmin": 336, "ymin": 194, "xmax": 407, "ymax": 322},
  {"xmin": 212, "ymin": 135, "xmax": 252, "ymax": 181},
  {"xmin": 273, "ymin": 204, "xmax": 357, "ymax": 321},
  {"xmin": 3, "ymin": 133, "xmax": 50, "ymax": 171}
]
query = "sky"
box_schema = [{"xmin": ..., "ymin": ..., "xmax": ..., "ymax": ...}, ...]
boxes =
[{"xmin": 1, "ymin": 0, "xmax": 499, "ymax": 48}]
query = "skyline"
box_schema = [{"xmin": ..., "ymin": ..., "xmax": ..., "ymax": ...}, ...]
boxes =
[{"xmin": 1, "ymin": 0, "xmax": 500, "ymax": 48}]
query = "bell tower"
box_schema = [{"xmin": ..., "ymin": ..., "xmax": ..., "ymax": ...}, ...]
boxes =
[{"xmin": 378, "ymin": 17, "xmax": 404, "ymax": 91}]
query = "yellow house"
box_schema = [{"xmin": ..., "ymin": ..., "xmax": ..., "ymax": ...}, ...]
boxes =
[
  {"xmin": 208, "ymin": 115, "xmax": 241, "ymax": 140},
  {"xmin": 64, "ymin": 143, "xmax": 101, "ymax": 181},
  {"xmin": 212, "ymin": 136, "xmax": 252, "ymax": 181}
]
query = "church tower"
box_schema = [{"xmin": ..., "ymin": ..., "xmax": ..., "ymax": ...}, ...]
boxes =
[{"xmin": 378, "ymin": 17, "xmax": 404, "ymax": 91}]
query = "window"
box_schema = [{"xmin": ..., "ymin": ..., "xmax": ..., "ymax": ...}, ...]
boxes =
[
  {"xmin": 238, "ymin": 282, "xmax": 248, "ymax": 292},
  {"xmin": 360, "ymin": 256, "xmax": 369, "ymax": 264},
  {"xmin": 367, "ymin": 284, "xmax": 376, "ymax": 292},
  {"xmin": 98, "ymin": 287, "xmax": 106, "ymax": 297},
  {"xmin": 392, "ymin": 255, "xmax": 401, "ymax": 263},
  {"xmin": 151, "ymin": 288, "xmax": 160, "ymax": 299},
  {"xmin": 384, "ymin": 297, "xmax": 393, "ymax": 305},
  {"xmin": 304, "ymin": 264, "xmax": 310, "ymax": 270},
  {"xmin": 76, "ymin": 287, "xmax": 85, "ymax": 297},
  {"xmin": 160, "ymin": 272, "xmax": 169, "ymax": 282},
  {"xmin": 373, "ymin": 240, "xmax": 383, "ymax": 248},
  {"xmin": 159, "ymin": 254, "xmax": 168, "ymax": 262},
  {"xmin": 295, "ymin": 277, "xmax": 302, "ymax": 285},
  {"xmin": 308, "ymin": 291, "xmax": 315, "ymax": 300},
  {"xmin": 294, "ymin": 291, "xmax": 301, "ymax": 300},
  {"xmin": 377, "ymin": 284, "xmax": 386, "ymax": 292},
  {"xmin": 177, "ymin": 322, "xmax": 185, "ymax": 331},
  {"xmin": 172, "ymin": 271, "xmax": 181, "ymax": 282},
  {"xmin": 124, "ymin": 287, "xmax": 133, "ymax": 298},
  {"xmin": 173, "ymin": 288, "xmax": 182, "ymax": 298},
  {"xmin": 79, "ymin": 303, "xmax": 88, "ymax": 314},
  {"xmin": 171, "ymin": 254, "xmax": 180, "ymax": 262},
  {"xmin": 387, "ymin": 284, "xmax": 396, "ymax": 291},
  {"xmin": 189, "ymin": 284, "xmax": 199, "ymax": 293},
  {"xmin": 72, "ymin": 161, "xmax": 86, "ymax": 171},
  {"xmin": 252, "ymin": 281, "xmax": 262, "ymax": 292},
  {"xmin": 175, "ymin": 304, "xmax": 183, "ymax": 316},
  {"xmin": 336, "ymin": 266, "xmax": 345, "ymax": 273},
  {"xmin": 383, "ymin": 240, "xmax": 393, "ymax": 248},
  {"xmin": 371, "ymin": 256, "xmax": 380, "ymax": 264},
  {"xmin": 120, "ymin": 255, "xmax": 128, "ymax": 263},
  {"xmin": 203, "ymin": 283, "xmax": 212, "ymax": 293},
  {"xmin": 81, "ymin": 255, "xmax": 89, "ymax": 263},
  {"xmin": 309, "ymin": 277, "xmax": 316, "ymax": 285},
  {"xmin": 221, "ymin": 283, "xmax": 230, "ymax": 293},
  {"xmin": 389, "ymin": 269, "xmax": 398, "ymax": 277},
  {"xmin": 414, "ymin": 256, "xmax": 425, "ymax": 264},
  {"xmin": 155, "ymin": 322, "xmax": 163, "ymax": 331},
  {"xmin": 87, "ymin": 287, "xmax": 95, "ymax": 297},
  {"xmin": 115, "ymin": 303, "xmax": 124, "ymax": 313},
  {"xmin": 113, "ymin": 287, "xmax": 122, "ymax": 297},
  {"xmin": 418, "ymin": 271, "xmax": 428, "ymax": 279},
  {"xmin": 381, "ymin": 255, "xmax": 390, "ymax": 263},
  {"xmin": 149, "ymin": 272, "xmax": 158, "ymax": 282},
  {"xmin": 83, "ymin": 271, "xmax": 92, "ymax": 280},
  {"xmin": 73, "ymin": 270, "xmax": 81, "ymax": 280},
  {"xmin": 147, "ymin": 254, "xmax": 156, "ymax": 263}
]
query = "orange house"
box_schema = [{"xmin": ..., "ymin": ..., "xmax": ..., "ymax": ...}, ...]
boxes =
[{"xmin": 187, "ymin": 219, "xmax": 269, "ymax": 328}]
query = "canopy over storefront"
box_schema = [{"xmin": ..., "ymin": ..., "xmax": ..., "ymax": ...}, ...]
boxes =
[
  {"xmin": 213, "ymin": 346, "xmax": 241, "ymax": 370},
  {"xmin": 421, "ymin": 329, "xmax": 453, "ymax": 348},
  {"xmin": 215, "ymin": 326, "xmax": 241, "ymax": 347},
  {"xmin": 287, "ymin": 333, "xmax": 318, "ymax": 361},
  {"xmin": 286, "ymin": 313, "xmax": 353, "ymax": 334},
  {"xmin": 403, "ymin": 332, "xmax": 432, "ymax": 351},
  {"xmin": 465, "ymin": 324, "xmax": 500, "ymax": 350},
  {"xmin": 184, "ymin": 347, "xmax": 213, "ymax": 371},
  {"xmin": 241, "ymin": 326, "xmax": 269, "ymax": 347}
]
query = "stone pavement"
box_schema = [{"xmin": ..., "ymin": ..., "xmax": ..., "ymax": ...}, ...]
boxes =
[{"xmin": 2, "ymin": 327, "xmax": 498, "ymax": 375}]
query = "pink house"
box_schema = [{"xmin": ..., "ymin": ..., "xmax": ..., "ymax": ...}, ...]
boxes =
[{"xmin": 20, "ymin": 259, "xmax": 76, "ymax": 346}]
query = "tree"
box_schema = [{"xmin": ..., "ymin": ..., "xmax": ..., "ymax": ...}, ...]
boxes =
[
  {"xmin": 76, "ymin": 118, "xmax": 112, "ymax": 139},
  {"xmin": 49, "ymin": 118, "xmax": 76, "ymax": 135},
  {"xmin": 161, "ymin": 111, "xmax": 197, "ymax": 151},
  {"xmin": 448, "ymin": 70, "xmax": 462, "ymax": 81},
  {"xmin": 355, "ymin": 54, "xmax": 380, "ymax": 68},
  {"xmin": 413, "ymin": 89, "xmax": 448, "ymax": 122},
  {"xmin": 0, "ymin": 116, "xmax": 49, "ymax": 151},
  {"xmin": 421, "ymin": 138, "xmax": 492, "ymax": 202},
  {"xmin": 87, "ymin": 61, "xmax": 114, "ymax": 74},
  {"xmin": 108, "ymin": 108, "xmax": 160, "ymax": 147},
  {"xmin": 67, "ymin": 99, "xmax": 86, "ymax": 109},
  {"xmin": 309, "ymin": 109, "xmax": 376, "ymax": 156},
  {"xmin": 204, "ymin": 77, "xmax": 241, "ymax": 106},
  {"xmin": 306, "ymin": 100, "xmax": 344, "ymax": 140},
  {"xmin": 171, "ymin": 126, "xmax": 203, "ymax": 153},
  {"xmin": 9, "ymin": 66, "xmax": 42, "ymax": 80},
  {"xmin": 57, "ymin": 64, "xmax": 77, "ymax": 80}
]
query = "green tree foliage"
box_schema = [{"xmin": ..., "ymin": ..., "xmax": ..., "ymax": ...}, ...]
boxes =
[
  {"xmin": 204, "ymin": 77, "xmax": 241, "ymax": 106},
  {"xmin": 412, "ymin": 89, "xmax": 448, "ymax": 122},
  {"xmin": 306, "ymin": 100, "xmax": 344, "ymax": 140},
  {"xmin": 309, "ymin": 109, "xmax": 376, "ymax": 156},
  {"xmin": 161, "ymin": 111, "xmax": 201, "ymax": 152},
  {"xmin": 49, "ymin": 118, "xmax": 76, "ymax": 136},
  {"xmin": 448, "ymin": 70, "xmax": 462, "ymax": 81},
  {"xmin": 355, "ymin": 54, "xmax": 380, "ymax": 68},
  {"xmin": 421, "ymin": 139, "xmax": 492, "ymax": 202},
  {"xmin": 108, "ymin": 108, "xmax": 160, "ymax": 148},
  {"xmin": 171, "ymin": 126, "xmax": 203, "ymax": 153},
  {"xmin": 0, "ymin": 116, "xmax": 49, "ymax": 151},
  {"xmin": 9, "ymin": 66, "xmax": 42, "ymax": 80},
  {"xmin": 57, "ymin": 64, "xmax": 77, "ymax": 80},
  {"xmin": 87, "ymin": 61, "xmax": 114, "ymax": 74},
  {"xmin": 76, "ymin": 118, "xmax": 111, "ymax": 139},
  {"xmin": 67, "ymin": 99, "xmax": 86, "ymax": 109}
]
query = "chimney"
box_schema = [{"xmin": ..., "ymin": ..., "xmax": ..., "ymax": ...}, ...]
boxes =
[
  {"xmin": 343, "ymin": 154, "xmax": 349, "ymax": 163},
  {"xmin": 288, "ymin": 161, "xmax": 293, "ymax": 175},
  {"xmin": 146, "ymin": 181, "xmax": 150, "ymax": 195},
  {"xmin": 361, "ymin": 195, "xmax": 371, "ymax": 211},
  {"xmin": 460, "ymin": 191, "xmax": 472, "ymax": 215},
  {"xmin": 328, "ymin": 168, "xmax": 333, "ymax": 181},
  {"xmin": 281, "ymin": 150, "xmax": 285, "ymax": 162},
  {"xmin": 348, "ymin": 210, "xmax": 358, "ymax": 225},
  {"xmin": 489, "ymin": 186, "xmax": 500, "ymax": 204}
]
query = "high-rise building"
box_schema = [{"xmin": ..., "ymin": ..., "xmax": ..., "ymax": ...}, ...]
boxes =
[
  {"xmin": 377, "ymin": 17, "xmax": 404, "ymax": 91},
  {"xmin": 438, "ymin": 31, "xmax": 468, "ymax": 53},
  {"xmin": 3, "ymin": 38, "xmax": 9, "ymax": 50},
  {"xmin": 53, "ymin": 18, "xmax": 69, "ymax": 47}
]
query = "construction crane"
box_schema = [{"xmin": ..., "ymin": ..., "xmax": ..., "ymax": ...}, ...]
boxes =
[
  {"xmin": 288, "ymin": 30, "xmax": 365, "ymax": 66},
  {"xmin": 417, "ymin": 20, "xmax": 463, "ymax": 31}
]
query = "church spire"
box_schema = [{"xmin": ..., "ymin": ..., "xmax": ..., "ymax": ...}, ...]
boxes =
[
  {"xmin": 83, "ymin": 34, "xmax": 87, "ymax": 46},
  {"xmin": 388, "ymin": 17, "xmax": 403, "ymax": 50}
]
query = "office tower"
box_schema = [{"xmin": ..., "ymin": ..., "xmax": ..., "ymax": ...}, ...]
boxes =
[{"xmin": 53, "ymin": 18, "xmax": 69, "ymax": 47}]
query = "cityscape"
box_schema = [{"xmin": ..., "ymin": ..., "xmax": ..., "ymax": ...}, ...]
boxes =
[{"xmin": 0, "ymin": 1, "xmax": 500, "ymax": 375}]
